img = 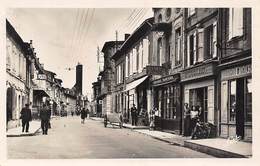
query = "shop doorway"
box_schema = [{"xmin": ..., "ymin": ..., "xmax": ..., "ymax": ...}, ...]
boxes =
[
  {"xmin": 189, "ymin": 87, "xmax": 208, "ymax": 122},
  {"xmin": 235, "ymin": 78, "xmax": 245, "ymax": 138},
  {"xmin": 6, "ymin": 87, "xmax": 13, "ymax": 124}
]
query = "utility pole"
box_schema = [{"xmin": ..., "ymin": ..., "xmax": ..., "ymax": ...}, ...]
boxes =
[
  {"xmin": 97, "ymin": 46, "xmax": 100, "ymax": 62},
  {"xmin": 115, "ymin": 30, "xmax": 118, "ymax": 51}
]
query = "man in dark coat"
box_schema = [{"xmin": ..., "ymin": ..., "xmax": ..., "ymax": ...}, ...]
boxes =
[
  {"xmin": 81, "ymin": 108, "xmax": 86, "ymax": 124},
  {"xmin": 131, "ymin": 104, "xmax": 138, "ymax": 126},
  {"xmin": 40, "ymin": 103, "xmax": 51, "ymax": 135},
  {"xmin": 20, "ymin": 104, "xmax": 32, "ymax": 133}
]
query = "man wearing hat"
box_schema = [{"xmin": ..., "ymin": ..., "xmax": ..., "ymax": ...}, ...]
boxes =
[
  {"xmin": 20, "ymin": 103, "xmax": 32, "ymax": 133},
  {"xmin": 130, "ymin": 104, "xmax": 138, "ymax": 126},
  {"xmin": 40, "ymin": 103, "xmax": 51, "ymax": 135}
]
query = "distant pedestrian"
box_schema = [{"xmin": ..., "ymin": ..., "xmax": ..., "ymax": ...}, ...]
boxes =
[
  {"xmin": 149, "ymin": 107, "xmax": 155, "ymax": 130},
  {"xmin": 40, "ymin": 103, "xmax": 51, "ymax": 135},
  {"xmin": 86, "ymin": 108, "xmax": 89, "ymax": 119},
  {"xmin": 131, "ymin": 104, "xmax": 138, "ymax": 126},
  {"xmin": 20, "ymin": 104, "xmax": 32, "ymax": 133},
  {"xmin": 81, "ymin": 108, "xmax": 86, "ymax": 124}
]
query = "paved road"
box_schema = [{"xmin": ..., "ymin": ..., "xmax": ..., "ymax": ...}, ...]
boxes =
[{"xmin": 7, "ymin": 117, "xmax": 213, "ymax": 158}]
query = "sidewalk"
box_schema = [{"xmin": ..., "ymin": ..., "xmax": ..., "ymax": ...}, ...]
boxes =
[
  {"xmin": 184, "ymin": 138, "xmax": 252, "ymax": 158},
  {"xmin": 134, "ymin": 129, "xmax": 190, "ymax": 146},
  {"xmin": 7, "ymin": 120, "xmax": 41, "ymax": 137},
  {"xmin": 89, "ymin": 118, "xmax": 252, "ymax": 158}
]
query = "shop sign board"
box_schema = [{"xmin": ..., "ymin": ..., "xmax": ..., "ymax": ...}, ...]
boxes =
[
  {"xmin": 181, "ymin": 63, "xmax": 215, "ymax": 82},
  {"xmin": 152, "ymin": 74, "xmax": 180, "ymax": 86},
  {"xmin": 221, "ymin": 64, "xmax": 251, "ymax": 80}
]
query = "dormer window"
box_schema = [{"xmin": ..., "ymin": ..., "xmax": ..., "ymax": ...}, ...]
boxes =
[
  {"xmin": 166, "ymin": 8, "xmax": 171, "ymax": 20},
  {"xmin": 188, "ymin": 8, "xmax": 196, "ymax": 17}
]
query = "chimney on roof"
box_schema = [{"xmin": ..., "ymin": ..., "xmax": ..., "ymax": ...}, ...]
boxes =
[
  {"xmin": 125, "ymin": 34, "xmax": 130, "ymax": 41},
  {"xmin": 30, "ymin": 40, "xmax": 32, "ymax": 44}
]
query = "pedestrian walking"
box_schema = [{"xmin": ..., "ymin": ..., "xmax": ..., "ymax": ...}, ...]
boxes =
[
  {"xmin": 40, "ymin": 103, "xmax": 51, "ymax": 135},
  {"xmin": 86, "ymin": 108, "xmax": 89, "ymax": 119},
  {"xmin": 20, "ymin": 103, "xmax": 32, "ymax": 133},
  {"xmin": 81, "ymin": 108, "xmax": 86, "ymax": 124},
  {"xmin": 130, "ymin": 104, "xmax": 138, "ymax": 126}
]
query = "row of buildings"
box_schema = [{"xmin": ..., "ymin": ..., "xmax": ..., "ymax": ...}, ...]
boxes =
[
  {"xmin": 92, "ymin": 8, "xmax": 252, "ymax": 141},
  {"xmin": 6, "ymin": 19, "xmax": 88, "ymax": 129}
]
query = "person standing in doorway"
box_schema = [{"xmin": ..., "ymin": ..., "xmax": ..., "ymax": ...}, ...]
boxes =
[
  {"xmin": 81, "ymin": 108, "xmax": 86, "ymax": 124},
  {"xmin": 190, "ymin": 105, "xmax": 199, "ymax": 136},
  {"xmin": 20, "ymin": 103, "xmax": 32, "ymax": 133},
  {"xmin": 183, "ymin": 103, "xmax": 191, "ymax": 136},
  {"xmin": 40, "ymin": 103, "xmax": 51, "ymax": 135},
  {"xmin": 131, "ymin": 104, "xmax": 138, "ymax": 126}
]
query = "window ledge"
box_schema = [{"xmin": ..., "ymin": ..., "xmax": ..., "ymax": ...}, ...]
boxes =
[{"xmin": 227, "ymin": 35, "xmax": 244, "ymax": 44}]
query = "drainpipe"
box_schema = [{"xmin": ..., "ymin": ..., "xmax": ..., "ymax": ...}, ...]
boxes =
[
  {"xmin": 180, "ymin": 8, "xmax": 187, "ymax": 135},
  {"xmin": 217, "ymin": 8, "xmax": 222, "ymax": 137}
]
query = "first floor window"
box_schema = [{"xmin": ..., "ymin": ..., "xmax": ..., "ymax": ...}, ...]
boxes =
[
  {"xmin": 229, "ymin": 8, "xmax": 243, "ymax": 40},
  {"xmin": 175, "ymin": 28, "xmax": 181, "ymax": 66}
]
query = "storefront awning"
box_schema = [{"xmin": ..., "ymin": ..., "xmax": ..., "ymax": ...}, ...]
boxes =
[
  {"xmin": 33, "ymin": 89, "xmax": 49, "ymax": 97},
  {"xmin": 124, "ymin": 76, "xmax": 148, "ymax": 92}
]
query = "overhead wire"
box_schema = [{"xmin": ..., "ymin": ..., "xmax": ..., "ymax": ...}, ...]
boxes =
[
  {"xmin": 71, "ymin": 8, "xmax": 86, "ymax": 58},
  {"xmin": 66, "ymin": 9, "xmax": 80, "ymax": 58},
  {"xmin": 77, "ymin": 9, "xmax": 95, "ymax": 62},
  {"xmin": 129, "ymin": 8, "xmax": 150, "ymax": 32},
  {"xmin": 74, "ymin": 8, "xmax": 90, "ymax": 58}
]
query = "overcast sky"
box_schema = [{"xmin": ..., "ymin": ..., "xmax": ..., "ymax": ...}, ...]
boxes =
[{"xmin": 6, "ymin": 8, "xmax": 153, "ymax": 98}]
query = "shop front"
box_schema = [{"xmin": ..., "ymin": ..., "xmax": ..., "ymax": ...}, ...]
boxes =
[
  {"xmin": 181, "ymin": 62, "xmax": 217, "ymax": 136},
  {"xmin": 152, "ymin": 74, "xmax": 181, "ymax": 133},
  {"xmin": 124, "ymin": 76, "xmax": 149, "ymax": 126},
  {"xmin": 220, "ymin": 63, "xmax": 252, "ymax": 141}
]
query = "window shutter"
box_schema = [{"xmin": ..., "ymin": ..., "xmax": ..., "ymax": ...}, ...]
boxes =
[
  {"xmin": 213, "ymin": 21, "xmax": 217, "ymax": 58},
  {"xmin": 125, "ymin": 55, "xmax": 128, "ymax": 77},
  {"xmin": 197, "ymin": 28, "xmax": 204, "ymax": 62},
  {"xmin": 133, "ymin": 48, "xmax": 137, "ymax": 73},
  {"xmin": 177, "ymin": 37, "xmax": 181, "ymax": 63},
  {"xmin": 137, "ymin": 45, "xmax": 141, "ymax": 72},
  {"xmin": 129, "ymin": 51, "xmax": 133, "ymax": 75},
  {"xmin": 118, "ymin": 65, "xmax": 121, "ymax": 83},
  {"xmin": 228, "ymin": 8, "xmax": 233, "ymax": 40},
  {"xmin": 233, "ymin": 8, "xmax": 243, "ymax": 37},
  {"xmin": 207, "ymin": 86, "xmax": 214, "ymax": 123},
  {"xmin": 193, "ymin": 32, "xmax": 197, "ymax": 64},
  {"xmin": 143, "ymin": 39, "xmax": 149, "ymax": 67},
  {"xmin": 221, "ymin": 81, "xmax": 228, "ymax": 123},
  {"xmin": 187, "ymin": 36, "xmax": 190, "ymax": 67}
]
